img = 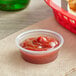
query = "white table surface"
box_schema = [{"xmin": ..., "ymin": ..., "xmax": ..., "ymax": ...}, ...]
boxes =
[{"xmin": 0, "ymin": 0, "xmax": 52, "ymax": 40}]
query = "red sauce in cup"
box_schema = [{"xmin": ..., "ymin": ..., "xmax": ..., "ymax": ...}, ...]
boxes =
[
  {"xmin": 20, "ymin": 36, "xmax": 59, "ymax": 64},
  {"xmin": 21, "ymin": 36, "xmax": 59, "ymax": 51}
]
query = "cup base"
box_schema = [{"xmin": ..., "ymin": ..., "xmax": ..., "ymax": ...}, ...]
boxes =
[
  {"xmin": 21, "ymin": 55, "xmax": 58, "ymax": 64},
  {"xmin": 20, "ymin": 50, "xmax": 59, "ymax": 64}
]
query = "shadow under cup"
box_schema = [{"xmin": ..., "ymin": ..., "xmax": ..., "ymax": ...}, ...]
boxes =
[{"xmin": 16, "ymin": 29, "xmax": 64, "ymax": 64}]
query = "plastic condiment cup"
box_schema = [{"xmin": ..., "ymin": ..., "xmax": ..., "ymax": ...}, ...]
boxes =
[{"xmin": 16, "ymin": 29, "xmax": 64, "ymax": 64}]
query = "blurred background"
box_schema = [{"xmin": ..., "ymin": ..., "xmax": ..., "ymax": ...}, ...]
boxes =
[{"xmin": 0, "ymin": 0, "xmax": 53, "ymax": 40}]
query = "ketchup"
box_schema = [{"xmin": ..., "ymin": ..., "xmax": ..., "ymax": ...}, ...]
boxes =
[
  {"xmin": 20, "ymin": 36, "xmax": 59, "ymax": 64},
  {"xmin": 21, "ymin": 36, "xmax": 59, "ymax": 51}
]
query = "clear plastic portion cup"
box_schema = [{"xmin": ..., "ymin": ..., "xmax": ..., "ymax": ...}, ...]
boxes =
[{"xmin": 16, "ymin": 29, "xmax": 64, "ymax": 64}]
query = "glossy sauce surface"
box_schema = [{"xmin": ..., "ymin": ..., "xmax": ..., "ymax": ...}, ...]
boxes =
[{"xmin": 20, "ymin": 36, "xmax": 59, "ymax": 51}]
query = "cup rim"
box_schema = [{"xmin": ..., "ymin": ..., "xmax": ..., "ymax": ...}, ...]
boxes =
[{"xmin": 16, "ymin": 29, "xmax": 64, "ymax": 54}]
